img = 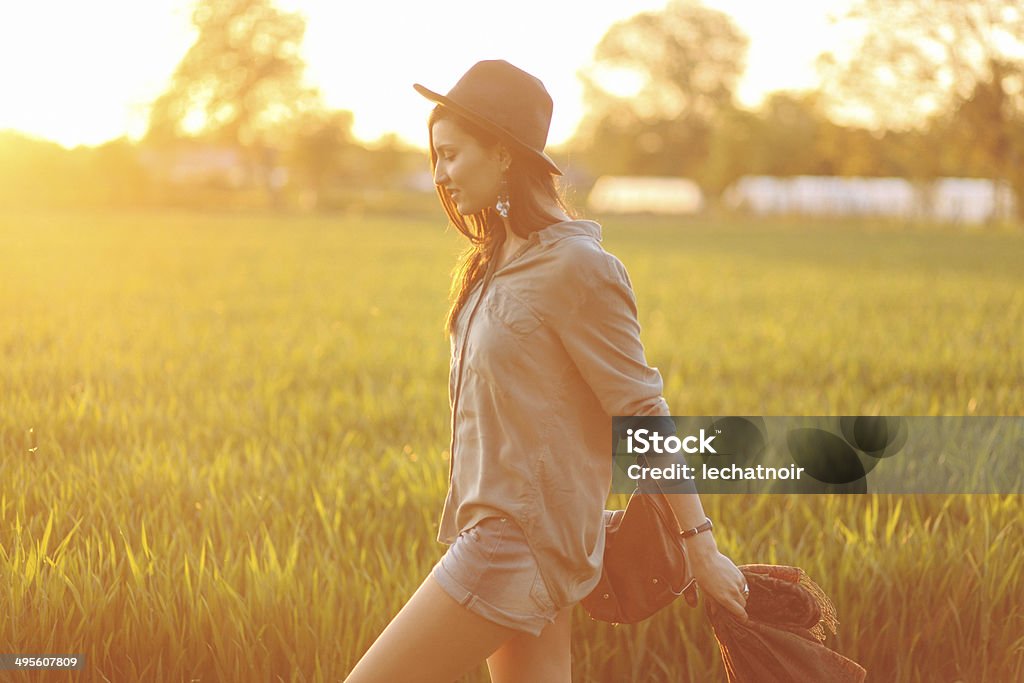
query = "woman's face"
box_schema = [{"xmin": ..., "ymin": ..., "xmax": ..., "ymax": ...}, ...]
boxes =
[{"xmin": 431, "ymin": 118, "xmax": 506, "ymax": 216}]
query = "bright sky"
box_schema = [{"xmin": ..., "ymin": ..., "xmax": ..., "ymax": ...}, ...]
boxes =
[{"xmin": 0, "ymin": 0, "xmax": 858, "ymax": 150}]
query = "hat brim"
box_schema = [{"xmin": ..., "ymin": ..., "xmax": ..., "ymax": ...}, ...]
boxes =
[{"xmin": 414, "ymin": 83, "xmax": 563, "ymax": 176}]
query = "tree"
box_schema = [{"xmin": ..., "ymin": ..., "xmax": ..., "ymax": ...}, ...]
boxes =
[
  {"xmin": 818, "ymin": 0, "xmax": 1024, "ymax": 217},
  {"xmin": 286, "ymin": 109, "xmax": 357, "ymax": 210},
  {"xmin": 575, "ymin": 0, "xmax": 748, "ymax": 193},
  {"xmin": 146, "ymin": 0, "xmax": 321, "ymax": 204},
  {"xmin": 747, "ymin": 93, "xmax": 832, "ymax": 176}
]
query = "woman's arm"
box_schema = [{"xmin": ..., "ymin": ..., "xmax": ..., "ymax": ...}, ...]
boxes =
[
  {"xmin": 664, "ymin": 492, "xmax": 721, "ymax": 562},
  {"xmin": 550, "ymin": 245, "xmax": 750, "ymax": 621},
  {"xmin": 663, "ymin": 492, "xmax": 749, "ymax": 621}
]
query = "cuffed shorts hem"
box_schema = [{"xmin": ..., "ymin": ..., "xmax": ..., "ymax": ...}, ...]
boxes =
[{"xmin": 431, "ymin": 516, "xmax": 559, "ymax": 638}]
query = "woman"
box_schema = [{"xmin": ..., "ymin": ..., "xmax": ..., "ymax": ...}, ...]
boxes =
[{"xmin": 345, "ymin": 60, "xmax": 749, "ymax": 683}]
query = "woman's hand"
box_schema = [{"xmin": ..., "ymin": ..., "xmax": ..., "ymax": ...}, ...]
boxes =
[{"xmin": 685, "ymin": 533, "xmax": 749, "ymax": 623}]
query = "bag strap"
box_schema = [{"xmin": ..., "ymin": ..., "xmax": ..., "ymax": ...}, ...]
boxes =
[{"xmin": 631, "ymin": 448, "xmax": 684, "ymax": 533}]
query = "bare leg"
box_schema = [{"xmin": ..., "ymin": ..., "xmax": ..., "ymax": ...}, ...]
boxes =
[
  {"xmin": 344, "ymin": 572, "xmax": 519, "ymax": 683},
  {"xmin": 486, "ymin": 605, "xmax": 573, "ymax": 683}
]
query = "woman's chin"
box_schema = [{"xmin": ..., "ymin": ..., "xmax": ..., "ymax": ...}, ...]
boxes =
[{"xmin": 455, "ymin": 201, "xmax": 482, "ymax": 216}]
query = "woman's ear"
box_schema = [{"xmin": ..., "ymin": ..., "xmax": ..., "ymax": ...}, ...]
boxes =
[{"xmin": 497, "ymin": 144, "xmax": 512, "ymax": 172}]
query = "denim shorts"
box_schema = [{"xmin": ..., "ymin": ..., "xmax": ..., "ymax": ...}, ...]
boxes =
[{"xmin": 431, "ymin": 516, "xmax": 559, "ymax": 637}]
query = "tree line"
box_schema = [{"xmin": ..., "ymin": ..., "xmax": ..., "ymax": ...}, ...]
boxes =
[
  {"xmin": 1, "ymin": 0, "xmax": 1021, "ymax": 217},
  {"xmin": 574, "ymin": 0, "xmax": 1023, "ymax": 210}
]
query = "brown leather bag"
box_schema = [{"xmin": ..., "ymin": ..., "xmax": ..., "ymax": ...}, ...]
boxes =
[{"xmin": 582, "ymin": 488, "xmax": 698, "ymax": 624}]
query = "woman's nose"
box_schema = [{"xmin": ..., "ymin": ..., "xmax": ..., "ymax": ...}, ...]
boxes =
[{"xmin": 433, "ymin": 163, "xmax": 449, "ymax": 186}]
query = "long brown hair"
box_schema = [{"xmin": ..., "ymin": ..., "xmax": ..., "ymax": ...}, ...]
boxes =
[{"xmin": 427, "ymin": 105, "xmax": 575, "ymax": 336}]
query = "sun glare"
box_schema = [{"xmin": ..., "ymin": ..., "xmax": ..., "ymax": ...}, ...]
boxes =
[
  {"xmin": 0, "ymin": 0, "xmax": 194, "ymax": 148},
  {"xmin": 0, "ymin": 0, "xmax": 857, "ymax": 150},
  {"xmin": 589, "ymin": 66, "xmax": 646, "ymax": 99}
]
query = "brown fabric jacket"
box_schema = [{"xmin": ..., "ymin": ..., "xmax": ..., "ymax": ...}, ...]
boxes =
[{"xmin": 706, "ymin": 564, "xmax": 867, "ymax": 682}]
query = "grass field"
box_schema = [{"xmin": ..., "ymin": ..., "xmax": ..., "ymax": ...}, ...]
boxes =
[{"xmin": 0, "ymin": 207, "xmax": 1022, "ymax": 682}]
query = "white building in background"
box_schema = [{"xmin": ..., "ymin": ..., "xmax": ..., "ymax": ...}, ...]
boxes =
[
  {"xmin": 138, "ymin": 145, "xmax": 289, "ymax": 190},
  {"xmin": 724, "ymin": 175, "xmax": 1016, "ymax": 224},
  {"xmin": 928, "ymin": 178, "xmax": 1017, "ymax": 224},
  {"xmin": 139, "ymin": 146, "xmax": 247, "ymax": 188},
  {"xmin": 402, "ymin": 170, "xmax": 436, "ymax": 193},
  {"xmin": 724, "ymin": 176, "xmax": 921, "ymax": 217},
  {"xmin": 588, "ymin": 176, "xmax": 704, "ymax": 215}
]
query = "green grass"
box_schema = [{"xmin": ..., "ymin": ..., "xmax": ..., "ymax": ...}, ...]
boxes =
[{"xmin": 0, "ymin": 207, "xmax": 1022, "ymax": 682}]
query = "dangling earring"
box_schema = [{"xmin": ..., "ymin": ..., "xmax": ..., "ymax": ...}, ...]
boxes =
[{"xmin": 495, "ymin": 172, "xmax": 510, "ymax": 219}]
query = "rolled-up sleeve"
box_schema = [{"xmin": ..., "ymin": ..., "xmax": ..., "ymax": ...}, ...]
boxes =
[
  {"xmin": 550, "ymin": 247, "xmax": 671, "ymax": 420},
  {"xmin": 550, "ymin": 247, "xmax": 694, "ymax": 493}
]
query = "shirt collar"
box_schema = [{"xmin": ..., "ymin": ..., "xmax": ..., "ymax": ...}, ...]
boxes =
[{"xmin": 531, "ymin": 219, "xmax": 602, "ymax": 246}]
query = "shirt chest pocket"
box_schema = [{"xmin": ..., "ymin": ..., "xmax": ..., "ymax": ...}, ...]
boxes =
[
  {"xmin": 462, "ymin": 283, "xmax": 544, "ymax": 387},
  {"xmin": 485, "ymin": 284, "xmax": 543, "ymax": 338}
]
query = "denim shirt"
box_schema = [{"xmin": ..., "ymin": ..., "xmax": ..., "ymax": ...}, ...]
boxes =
[{"xmin": 438, "ymin": 219, "xmax": 672, "ymax": 609}]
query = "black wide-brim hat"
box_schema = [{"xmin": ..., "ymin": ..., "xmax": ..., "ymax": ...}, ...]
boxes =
[{"xmin": 414, "ymin": 60, "xmax": 562, "ymax": 176}]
